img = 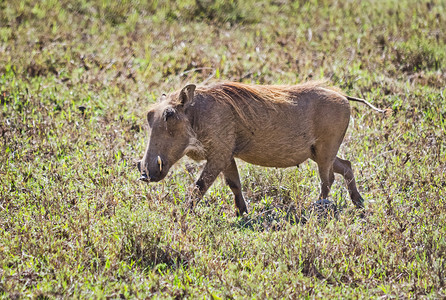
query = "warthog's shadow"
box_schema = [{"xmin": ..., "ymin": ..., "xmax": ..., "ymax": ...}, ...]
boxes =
[{"xmin": 232, "ymin": 198, "xmax": 345, "ymax": 232}]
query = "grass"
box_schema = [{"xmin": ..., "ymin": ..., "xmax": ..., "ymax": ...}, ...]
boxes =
[{"xmin": 1, "ymin": 0, "xmax": 446, "ymax": 298}]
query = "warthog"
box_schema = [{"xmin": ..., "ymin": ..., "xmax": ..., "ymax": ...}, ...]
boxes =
[{"xmin": 138, "ymin": 82, "xmax": 385, "ymax": 216}]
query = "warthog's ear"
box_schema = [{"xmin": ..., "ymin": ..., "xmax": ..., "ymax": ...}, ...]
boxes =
[{"xmin": 179, "ymin": 84, "xmax": 196, "ymax": 108}]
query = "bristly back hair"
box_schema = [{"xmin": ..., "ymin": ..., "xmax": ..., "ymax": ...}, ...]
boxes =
[
  {"xmin": 196, "ymin": 81, "xmax": 343, "ymax": 104},
  {"xmin": 191, "ymin": 81, "xmax": 340, "ymax": 125}
]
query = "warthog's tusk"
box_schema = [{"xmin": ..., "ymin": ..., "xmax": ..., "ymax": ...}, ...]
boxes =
[{"xmin": 157, "ymin": 156, "xmax": 162, "ymax": 172}]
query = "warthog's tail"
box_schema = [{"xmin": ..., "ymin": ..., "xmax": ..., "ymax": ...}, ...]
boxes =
[{"xmin": 346, "ymin": 96, "xmax": 389, "ymax": 114}]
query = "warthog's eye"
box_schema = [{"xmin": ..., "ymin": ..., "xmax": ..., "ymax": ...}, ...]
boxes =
[{"xmin": 163, "ymin": 107, "xmax": 176, "ymax": 121}]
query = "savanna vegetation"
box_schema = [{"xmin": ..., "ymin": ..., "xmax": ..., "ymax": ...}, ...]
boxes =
[{"xmin": 1, "ymin": 0, "xmax": 445, "ymax": 298}]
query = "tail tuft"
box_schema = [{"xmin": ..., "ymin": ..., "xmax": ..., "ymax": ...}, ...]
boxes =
[{"xmin": 384, "ymin": 108, "xmax": 393, "ymax": 117}]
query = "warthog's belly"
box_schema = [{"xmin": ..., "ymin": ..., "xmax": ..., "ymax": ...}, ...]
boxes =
[
  {"xmin": 234, "ymin": 131, "xmax": 314, "ymax": 168},
  {"xmin": 236, "ymin": 149, "xmax": 311, "ymax": 168}
]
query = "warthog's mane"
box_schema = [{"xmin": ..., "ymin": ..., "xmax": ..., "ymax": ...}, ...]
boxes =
[{"xmin": 190, "ymin": 81, "xmax": 343, "ymax": 126}]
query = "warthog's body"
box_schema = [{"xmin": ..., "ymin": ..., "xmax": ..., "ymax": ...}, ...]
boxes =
[{"xmin": 139, "ymin": 82, "xmax": 381, "ymax": 215}]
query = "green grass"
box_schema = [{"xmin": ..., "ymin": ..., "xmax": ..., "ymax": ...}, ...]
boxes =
[{"xmin": 1, "ymin": 0, "xmax": 446, "ymax": 298}]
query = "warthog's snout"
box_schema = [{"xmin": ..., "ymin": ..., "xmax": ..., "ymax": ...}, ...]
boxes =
[
  {"xmin": 139, "ymin": 173, "xmax": 149, "ymax": 182},
  {"xmin": 137, "ymin": 156, "xmax": 165, "ymax": 183},
  {"xmin": 137, "ymin": 160, "xmax": 150, "ymax": 182}
]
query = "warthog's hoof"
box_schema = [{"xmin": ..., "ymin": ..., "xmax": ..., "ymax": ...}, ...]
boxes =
[
  {"xmin": 353, "ymin": 196, "xmax": 365, "ymax": 209},
  {"xmin": 308, "ymin": 199, "xmax": 338, "ymax": 220},
  {"xmin": 236, "ymin": 207, "xmax": 248, "ymax": 217}
]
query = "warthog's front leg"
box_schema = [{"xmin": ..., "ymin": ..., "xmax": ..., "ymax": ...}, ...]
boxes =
[
  {"xmin": 223, "ymin": 158, "xmax": 248, "ymax": 217},
  {"xmin": 188, "ymin": 160, "xmax": 227, "ymax": 211}
]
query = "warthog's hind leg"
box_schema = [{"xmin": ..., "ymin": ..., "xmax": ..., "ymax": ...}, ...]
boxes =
[
  {"xmin": 317, "ymin": 161, "xmax": 335, "ymax": 201},
  {"xmin": 333, "ymin": 157, "xmax": 364, "ymax": 208},
  {"xmin": 223, "ymin": 158, "xmax": 248, "ymax": 217}
]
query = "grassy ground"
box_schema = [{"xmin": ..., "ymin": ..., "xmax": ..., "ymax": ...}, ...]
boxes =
[{"xmin": 1, "ymin": 0, "xmax": 445, "ymax": 298}]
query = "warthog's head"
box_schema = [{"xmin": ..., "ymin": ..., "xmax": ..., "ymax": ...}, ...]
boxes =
[{"xmin": 138, "ymin": 84, "xmax": 196, "ymax": 182}]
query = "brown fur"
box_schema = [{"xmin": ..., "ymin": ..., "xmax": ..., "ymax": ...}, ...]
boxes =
[{"xmin": 139, "ymin": 81, "xmax": 377, "ymax": 216}]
